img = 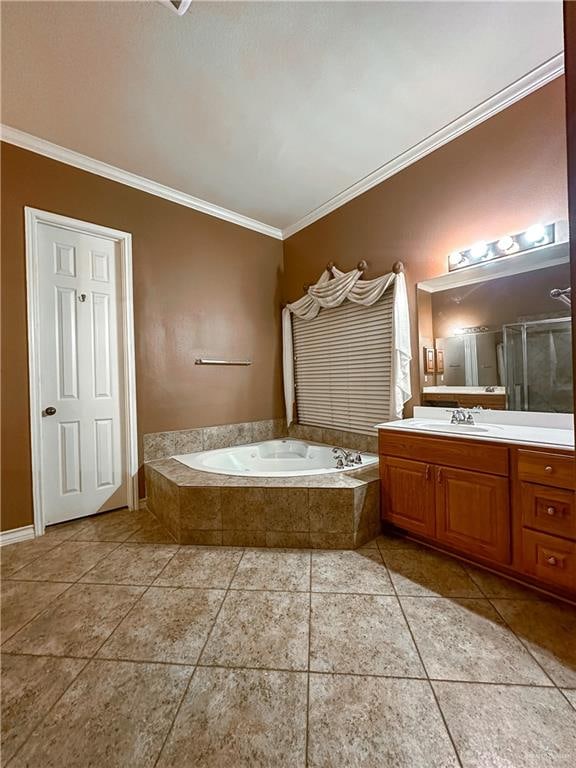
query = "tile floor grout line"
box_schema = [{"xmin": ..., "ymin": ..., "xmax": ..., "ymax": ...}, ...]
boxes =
[
  {"xmin": 87, "ymin": 544, "xmax": 185, "ymax": 660},
  {"xmin": 1, "ymin": 542, "xmax": 63, "ymax": 578},
  {"xmin": 486, "ymin": 597, "xmax": 560, "ymax": 690},
  {"xmin": 151, "ymin": 546, "xmax": 248, "ymax": 768},
  {"xmin": 77, "ymin": 542, "xmax": 181, "ymax": 589},
  {"xmin": 23, "ymin": 544, "xmax": 196, "ymax": 768},
  {"xmin": 1, "ymin": 518, "xmax": 170, "ymax": 762},
  {"xmin": 559, "ymin": 688, "xmax": 576, "ymax": 712},
  {"xmin": 305, "ymin": 549, "xmax": 312, "ymax": 768},
  {"xmin": 3, "ymin": 654, "xmax": 92, "ymax": 765},
  {"xmin": 0, "ymin": 648, "xmax": 566, "ymax": 689},
  {"xmin": 9, "ymin": 538, "xmax": 127, "ymax": 586},
  {"xmin": 0, "ymin": 581, "xmax": 76, "ymax": 648},
  {"xmin": 390, "ymin": 577, "xmax": 464, "ymax": 768},
  {"xmin": 1, "ymin": 540, "xmax": 132, "ymax": 652},
  {"xmin": 7, "ymin": 575, "xmax": 553, "ymax": 601}
]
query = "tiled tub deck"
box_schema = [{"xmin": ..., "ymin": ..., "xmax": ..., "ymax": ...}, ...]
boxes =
[{"xmin": 145, "ymin": 458, "xmax": 380, "ymax": 548}]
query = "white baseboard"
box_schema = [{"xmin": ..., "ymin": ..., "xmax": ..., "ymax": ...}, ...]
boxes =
[{"xmin": 0, "ymin": 525, "xmax": 36, "ymax": 547}]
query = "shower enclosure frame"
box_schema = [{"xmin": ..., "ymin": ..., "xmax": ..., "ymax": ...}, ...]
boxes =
[{"xmin": 503, "ymin": 316, "xmax": 572, "ymax": 412}]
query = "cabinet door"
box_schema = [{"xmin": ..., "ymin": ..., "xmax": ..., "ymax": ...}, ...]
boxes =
[
  {"xmin": 380, "ymin": 457, "xmax": 435, "ymax": 537},
  {"xmin": 436, "ymin": 466, "xmax": 510, "ymax": 563}
]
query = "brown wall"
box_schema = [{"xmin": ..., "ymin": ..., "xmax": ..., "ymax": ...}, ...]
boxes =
[
  {"xmin": 1, "ymin": 77, "xmax": 570, "ymax": 532},
  {"xmin": 1, "ymin": 143, "xmax": 284, "ymax": 531},
  {"xmin": 282, "ymin": 78, "xmax": 569, "ymax": 409}
]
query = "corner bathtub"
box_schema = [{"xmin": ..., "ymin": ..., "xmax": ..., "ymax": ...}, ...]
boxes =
[{"xmin": 173, "ymin": 439, "xmax": 378, "ymax": 477}]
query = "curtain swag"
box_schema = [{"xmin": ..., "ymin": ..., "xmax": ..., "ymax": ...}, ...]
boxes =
[{"xmin": 282, "ymin": 264, "xmax": 412, "ymax": 427}]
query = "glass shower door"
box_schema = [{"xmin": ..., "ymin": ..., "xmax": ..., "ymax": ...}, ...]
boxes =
[
  {"xmin": 525, "ymin": 319, "xmax": 572, "ymax": 413},
  {"xmin": 503, "ymin": 319, "xmax": 573, "ymax": 413},
  {"xmin": 503, "ymin": 324, "xmax": 525, "ymax": 410}
]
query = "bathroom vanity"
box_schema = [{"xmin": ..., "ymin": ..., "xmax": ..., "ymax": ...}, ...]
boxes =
[{"xmin": 377, "ymin": 414, "xmax": 576, "ymax": 600}]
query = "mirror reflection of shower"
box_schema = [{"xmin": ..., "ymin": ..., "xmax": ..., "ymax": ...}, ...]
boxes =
[
  {"xmin": 504, "ymin": 317, "xmax": 572, "ymax": 413},
  {"xmin": 418, "ymin": 247, "xmax": 573, "ymax": 414}
]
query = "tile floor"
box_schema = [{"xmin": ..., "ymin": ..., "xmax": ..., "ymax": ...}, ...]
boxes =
[{"xmin": 1, "ymin": 507, "xmax": 576, "ymax": 767}]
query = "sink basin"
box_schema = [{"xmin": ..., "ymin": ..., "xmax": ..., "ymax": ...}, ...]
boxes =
[{"xmin": 417, "ymin": 423, "xmax": 492, "ymax": 434}]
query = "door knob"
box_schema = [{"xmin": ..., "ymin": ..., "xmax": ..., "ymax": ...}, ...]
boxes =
[{"xmin": 43, "ymin": 407, "xmax": 57, "ymax": 416}]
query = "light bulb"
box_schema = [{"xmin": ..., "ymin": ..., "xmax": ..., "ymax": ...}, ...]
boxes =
[
  {"xmin": 497, "ymin": 235, "xmax": 517, "ymax": 254},
  {"xmin": 470, "ymin": 241, "xmax": 488, "ymax": 260},
  {"xmin": 448, "ymin": 251, "xmax": 464, "ymax": 268},
  {"xmin": 525, "ymin": 224, "xmax": 547, "ymax": 244}
]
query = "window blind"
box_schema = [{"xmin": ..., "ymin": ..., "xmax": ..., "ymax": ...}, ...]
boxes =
[{"xmin": 292, "ymin": 291, "xmax": 393, "ymax": 436}]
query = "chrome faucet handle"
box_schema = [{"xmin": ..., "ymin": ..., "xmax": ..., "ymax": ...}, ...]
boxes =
[
  {"xmin": 354, "ymin": 452, "xmax": 362, "ymax": 464},
  {"xmin": 465, "ymin": 412, "xmax": 475, "ymax": 425}
]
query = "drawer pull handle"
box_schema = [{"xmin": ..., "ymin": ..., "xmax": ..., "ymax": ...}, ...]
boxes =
[
  {"xmin": 545, "ymin": 556, "xmax": 558, "ymax": 566},
  {"xmin": 425, "ymin": 465, "xmax": 431, "ymax": 481},
  {"xmin": 544, "ymin": 465, "xmax": 553, "ymax": 474},
  {"xmin": 546, "ymin": 506, "xmax": 556, "ymax": 516}
]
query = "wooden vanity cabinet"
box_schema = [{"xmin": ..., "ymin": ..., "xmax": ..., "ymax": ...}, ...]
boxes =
[
  {"xmin": 512, "ymin": 447, "xmax": 576, "ymax": 593},
  {"xmin": 435, "ymin": 466, "xmax": 510, "ymax": 564},
  {"xmin": 380, "ymin": 457, "xmax": 435, "ymax": 537},
  {"xmin": 380, "ymin": 429, "xmax": 576, "ymax": 599},
  {"xmin": 379, "ymin": 432, "xmax": 511, "ymax": 565}
]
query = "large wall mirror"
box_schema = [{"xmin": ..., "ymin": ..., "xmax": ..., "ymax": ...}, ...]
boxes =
[{"xmin": 417, "ymin": 237, "xmax": 573, "ymax": 414}]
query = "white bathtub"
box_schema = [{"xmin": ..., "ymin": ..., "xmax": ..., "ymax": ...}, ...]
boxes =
[{"xmin": 173, "ymin": 439, "xmax": 378, "ymax": 477}]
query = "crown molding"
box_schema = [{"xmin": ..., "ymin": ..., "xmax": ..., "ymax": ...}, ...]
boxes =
[
  {"xmin": 1, "ymin": 53, "xmax": 564, "ymax": 243},
  {"xmin": 0, "ymin": 125, "xmax": 283, "ymax": 240},
  {"xmin": 282, "ymin": 53, "xmax": 565, "ymax": 239}
]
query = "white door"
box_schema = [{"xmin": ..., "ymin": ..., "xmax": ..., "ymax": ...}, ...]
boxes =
[{"xmin": 37, "ymin": 222, "xmax": 127, "ymax": 524}]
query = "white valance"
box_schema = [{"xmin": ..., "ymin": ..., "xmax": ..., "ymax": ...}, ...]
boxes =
[{"xmin": 282, "ymin": 264, "xmax": 412, "ymax": 427}]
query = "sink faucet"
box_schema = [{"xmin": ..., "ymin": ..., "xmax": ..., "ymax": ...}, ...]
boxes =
[
  {"xmin": 450, "ymin": 408, "xmax": 475, "ymax": 425},
  {"xmin": 332, "ymin": 447, "xmax": 362, "ymax": 468}
]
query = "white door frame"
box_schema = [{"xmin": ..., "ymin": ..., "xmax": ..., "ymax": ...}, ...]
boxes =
[{"xmin": 25, "ymin": 207, "xmax": 139, "ymax": 535}]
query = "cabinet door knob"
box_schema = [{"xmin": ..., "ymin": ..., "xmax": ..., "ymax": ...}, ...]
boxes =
[
  {"xmin": 425, "ymin": 464, "xmax": 431, "ymax": 481},
  {"xmin": 544, "ymin": 465, "xmax": 553, "ymax": 474},
  {"xmin": 545, "ymin": 556, "xmax": 558, "ymax": 566},
  {"xmin": 546, "ymin": 506, "xmax": 556, "ymax": 516}
]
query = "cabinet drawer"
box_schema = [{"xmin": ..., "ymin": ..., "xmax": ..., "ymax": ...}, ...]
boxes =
[
  {"xmin": 378, "ymin": 432, "xmax": 508, "ymax": 476},
  {"xmin": 517, "ymin": 450, "xmax": 575, "ymax": 490},
  {"xmin": 521, "ymin": 529, "xmax": 576, "ymax": 591},
  {"xmin": 521, "ymin": 483, "xmax": 576, "ymax": 540}
]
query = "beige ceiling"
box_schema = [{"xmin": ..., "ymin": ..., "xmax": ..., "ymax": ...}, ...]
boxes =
[{"xmin": 1, "ymin": 1, "xmax": 564, "ymax": 231}]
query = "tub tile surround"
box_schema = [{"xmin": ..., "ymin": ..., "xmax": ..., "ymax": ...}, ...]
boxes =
[
  {"xmin": 3, "ymin": 507, "xmax": 576, "ymax": 767},
  {"xmin": 143, "ymin": 419, "xmax": 287, "ymax": 461},
  {"xmin": 143, "ymin": 418, "xmax": 381, "ymax": 548},
  {"xmin": 145, "ymin": 459, "xmax": 380, "ymax": 548},
  {"xmin": 143, "ymin": 418, "xmax": 379, "ymax": 462}
]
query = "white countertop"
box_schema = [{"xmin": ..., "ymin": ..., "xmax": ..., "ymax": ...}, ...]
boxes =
[
  {"xmin": 376, "ymin": 412, "xmax": 574, "ymax": 450},
  {"xmin": 423, "ymin": 386, "xmax": 506, "ymax": 395}
]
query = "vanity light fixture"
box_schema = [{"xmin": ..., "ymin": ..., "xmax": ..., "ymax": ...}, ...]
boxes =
[
  {"xmin": 451, "ymin": 325, "xmax": 490, "ymax": 336},
  {"xmin": 447, "ymin": 222, "xmax": 556, "ymax": 272}
]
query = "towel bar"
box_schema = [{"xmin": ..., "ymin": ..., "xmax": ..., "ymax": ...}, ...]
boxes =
[{"xmin": 195, "ymin": 359, "xmax": 252, "ymax": 366}]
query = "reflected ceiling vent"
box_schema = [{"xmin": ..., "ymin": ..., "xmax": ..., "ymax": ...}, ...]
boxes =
[{"xmin": 158, "ymin": 0, "xmax": 193, "ymax": 16}]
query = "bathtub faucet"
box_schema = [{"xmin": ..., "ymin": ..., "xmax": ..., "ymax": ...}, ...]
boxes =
[{"xmin": 332, "ymin": 447, "xmax": 362, "ymax": 468}]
